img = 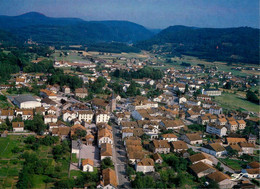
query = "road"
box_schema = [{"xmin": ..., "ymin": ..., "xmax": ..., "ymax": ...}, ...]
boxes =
[
  {"xmin": 112, "ymin": 124, "xmax": 131, "ymax": 188},
  {"xmin": 187, "ymin": 144, "xmax": 235, "ymax": 173}
]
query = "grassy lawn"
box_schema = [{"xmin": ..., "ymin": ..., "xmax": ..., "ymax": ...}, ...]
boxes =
[
  {"xmin": 0, "ymin": 135, "xmax": 24, "ymax": 159},
  {"xmin": 215, "ymin": 92, "xmax": 259, "ymax": 113},
  {"xmin": 219, "ymin": 158, "xmax": 248, "ymax": 171}
]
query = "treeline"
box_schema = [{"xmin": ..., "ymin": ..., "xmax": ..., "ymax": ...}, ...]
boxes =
[
  {"xmin": 87, "ymin": 42, "xmax": 141, "ymax": 53},
  {"xmin": 0, "ymin": 52, "xmax": 21, "ymax": 83},
  {"xmin": 0, "ymin": 46, "xmax": 54, "ymax": 83},
  {"xmin": 47, "ymin": 69, "xmax": 83, "ymax": 91},
  {"xmin": 23, "ymin": 59, "xmax": 55, "ymax": 73},
  {"xmin": 112, "ymin": 66, "xmax": 164, "ymax": 80}
]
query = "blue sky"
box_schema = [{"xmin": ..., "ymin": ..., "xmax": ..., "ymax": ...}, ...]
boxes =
[{"xmin": 0, "ymin": 0, "xmax": 258, "ymax": 29}]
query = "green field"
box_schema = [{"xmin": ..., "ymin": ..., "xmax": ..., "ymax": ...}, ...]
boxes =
[
  {"xmin": 166, "ymin": 55, "xmax": 259, "ymax": 76},
  {"xmin": 219, "ymin": 158, "xmax": 248, "ymax": 171},
  {"xmin": 0, "ymin": 136, "xmax": 24, "ymax": 188},
  {"xmin": 215, "ymin": 92, "xmax": 259, "ymax": 113}
]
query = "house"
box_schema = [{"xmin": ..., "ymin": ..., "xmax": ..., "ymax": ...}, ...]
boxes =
[
  {"xmin": 40, "ymin": 89, "xmax": 57, "ymax": 100},
  {"xmin": 151, "ymin": 140, "xmax": 170, "ymax": 154},
  {"xmin": 98, "ymin": 128, "xmax": 113, "ymax": 147},
  {"xmin": 135, "ymin": 158, "xmax": 155, "ymax": 173},
  {"xmin": 198, "ymin": 115, "xmax": 210, "ymax": 125},
  {"xmin": 92, "ymin": 98, "xmax": 109, "ymax": 111},
  {"xmin": 16, "ymin": 109, "xmax": 34, "ymax": 120},
  {"xmin": 52, "ymin": 127, "xmax": 70, "ymax": 140},
  {"xmin": 179, "ymin": 96, "xmax": 187, "ymax": 104},
  {"xmin": 236, "ymin": 120, "xmax": 246, "ymax": 130},
  {"xmin": 95, "ymin": 110, "xmax": 110, "ymax": 124},
  {"xmin": 227, "ymin": 121, "xmax": 238, "ymax": 132},
  {"xmin": 153, "ymin": 153, "xmax": 163, "ymax": 164},
  {"xmin": 84, "ymin": 134, "xmax": 95, "ymax": 145},
  {"xmin": 189, "ymin": 162, "xmax": 216, "ymax": 178},
  {"xmin": 100, "ymin": 143, "xmax": 113, "ymax": 160},
  {"xmin": 201, "ymin": 143, "xmax": 227, "ymax": 157},
  {"xmin": 226, "ymin": 137, "xmax": 247, "ymax": 145},
  {"xmin": 186, "ymin": 110, "xmax": 200, "ymax": 119},
  {"xmin": 41, "ymin": 97, "xmax": 57, "ymax": 109},
  {"xmin": 216, "ymin": 118, "xmax": 227, "ymax": 126},
  {"xmin": 47, "ymin": 106, "xmax": 57, "ymax": 115},
  {"xmin": 122, "ymin": 128, "xmax": 134, "ymax": 139},
  {"xmin": 247, "ymin": 161, "xmax": 260, "ymax": 169},
  {"xmin": 160, "ymin": 119, "xmax": 185, "ymax": 130},
  {"xmin": 70, "ymin": 124, "xmax": 86, "ymax": 138},
  {"xmin": 0, "ymin": 109, "xmax": 14, "ymax": 120},
  {"xmin": 247, "ymin": 134, "xmax": 257, "ymax": 145},
  {"xmin": 239, "ymin": 142, "xmax": 255, "ymax": 154},
  {"xmin": 82, "ymin": 159, "xmax": 94, "ymax": 172},
  {"xmin": 189, "ymin": 152, "xmax": 213, "ymax": 166},
  {"xmin": 62, "ymin": 110, "xmax": 77, "ymax": 122},
  {"xmin": 171, "ymin": 141, "xmax": 188, "ymax": 153},
  {"xmin": 97, "ymin": 168, "xmax": 117, "ymax": 189},
  {"xmin": 74, "ymin": 88, "xmax": 88, "ymax": 98},
  {"xmin": 241, "ymin": 169, "xmax": 260, "ymax": 179},
  {"xmin": 202, "ymin": 89, "xmax": 221, "ymax": 96},
  {"xmin": 206, "ymin": 123, "xmax": 227, "ymax": 137},
  {"xmin": 128, "ymin": 151, "xmax": 145, "ymax": 165},
  {"xmin": 206, "ymin": 171, "xmax": 234, "ymax": 189},
  {"xmin": 209, "ymin": 106, "xmax": 223, "ymax": 115},
  {"xmin": 161, "ymin": 133, "xmax": 178, "ymax": 142},
  {"xmin": 182, "ymin": 133, "xmax": 203, "ymax": 145},
  {"xmin": 197, "ymin": 94, "xmax": 211, "ymax": 101},
  {"xmin": 12, "ymin": 122, "xmax": 24, "ymax": 132},
  {"xmin": 62, "ymin": 85, "xmax": 70, "ymax": 94},
  {"xmin": 44, "ymin": 115, "xmax": 58, "ymax": 124},
  {"xmin": 13, "ymin": 95, "xmax": 41, "ymax": 109},
  {"xmin": 226, "ymin": 144, "xmax": 243, "ymax": 156},
  {"xmin": 78, "ymin": 110, "xmax": 94, "ymax": 123}
]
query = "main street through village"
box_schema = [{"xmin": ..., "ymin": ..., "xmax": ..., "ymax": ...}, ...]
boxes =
[{"xmin": 112, "ymin": 123, "xmax": 131, "ymax": 188}]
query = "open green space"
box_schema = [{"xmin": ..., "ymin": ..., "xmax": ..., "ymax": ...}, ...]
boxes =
[
  {"xmin": 219, "ymin": 158, "xmax": 248, "ymax": 171},
  {"xmin": 215, "ymin": 92, "xmax": 259, "ymax": 113},
  {"xmin": 165, "ymin": 55, "xmax": 259, "ymax": 76},
  {"xmin": 0, "ymin": 136, "xmax": 24, "ymax": 188}
]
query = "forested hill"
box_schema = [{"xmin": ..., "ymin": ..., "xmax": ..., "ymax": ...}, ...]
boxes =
[
  {"xmin": 136, "ymin": 25, "xmax": 260, "ymax": 64},
  {"xmin": 0, "ymin": 12, "xmax": 153, "ymax": 44}
]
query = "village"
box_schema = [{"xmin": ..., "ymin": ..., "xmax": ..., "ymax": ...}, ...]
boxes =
[{"xmin": 0, "ymin": 49, "xmax": 259, "ymax": 189}]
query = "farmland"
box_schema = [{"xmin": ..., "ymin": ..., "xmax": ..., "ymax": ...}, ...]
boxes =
[{"xmin": 215, "ymin": 92, "xmax": 259, "ymax": 113}]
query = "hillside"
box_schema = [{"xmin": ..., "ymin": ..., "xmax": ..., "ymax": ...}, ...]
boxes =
[
  {"xmin": 136, "ymin": 25, "xmax": 260, "ymax": 64},
  {"xmin": 0, "ymin": 12, "xmax": 153, "ymax": 45}
]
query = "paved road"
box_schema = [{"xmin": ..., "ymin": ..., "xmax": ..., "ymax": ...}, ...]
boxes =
[
  {"xmin": 187, "ymin": 144, "xmax": 235, "ymax": 173},
  {"xmin": 112, "ymin": 124, "xmax": 131, "ymax": 188}
]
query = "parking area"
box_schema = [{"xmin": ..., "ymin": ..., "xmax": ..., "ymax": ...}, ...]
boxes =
[{"xmin": 80, "ymin": 144, "xmax": 100, "ymax": 167}]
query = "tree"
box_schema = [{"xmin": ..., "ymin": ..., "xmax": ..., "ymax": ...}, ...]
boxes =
[
  {"xmin": 224, "ymin": 82, "xmax": 231, "ymax": 89},
  {"xmin": 206, "ymin": 180, "xmax": 219, "ymax": 189},
  {"xmin": 226, "ymin": 148, "xmax": 238, "ymax": 158},
  {"xmin": 52, "ymin": 145, "xmax": 64, "ymax": 159},
  {"xmin": 75, "ymin": 129, "xmax": 87, "ymax": 138},
  {"xmin": 101, "ymin": 157, "xmax": 114, "ymax": 169},
  {"xmin": 215, "ymin": 162, "xmax": 224, "ymax": 171},
  {"xmin": 127, "ymin": 81, "xmax": 137, "ymax": 96},
  {"xmin": 246, "ymin": 90, "xmax": 259, "ymax": 104}
]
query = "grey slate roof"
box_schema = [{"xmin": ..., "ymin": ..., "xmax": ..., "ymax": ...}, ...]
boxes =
[{"xmin": 14, "ymin": 95, "xmax": 37, "ymax": 103}]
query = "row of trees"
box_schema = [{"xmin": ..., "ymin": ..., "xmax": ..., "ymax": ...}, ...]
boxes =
[{"xmin": 112, "ymin": 66, "xmax": 164, "ymax": 80}]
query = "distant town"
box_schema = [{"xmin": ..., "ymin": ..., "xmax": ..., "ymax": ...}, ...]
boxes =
[{"xmin": 0, "ymin": 41, "xmax": 259, "ymax": 189}]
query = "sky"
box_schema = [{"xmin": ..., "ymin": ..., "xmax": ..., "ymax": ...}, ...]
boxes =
[{"xmin": 0, "ymin": 0, "xmax": 259, "ymax": 29}]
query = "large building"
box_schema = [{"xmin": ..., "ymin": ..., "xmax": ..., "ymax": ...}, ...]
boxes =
[{"xmin": 13, "ymin": 95, "xmax": 41, "ymax": 109}]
